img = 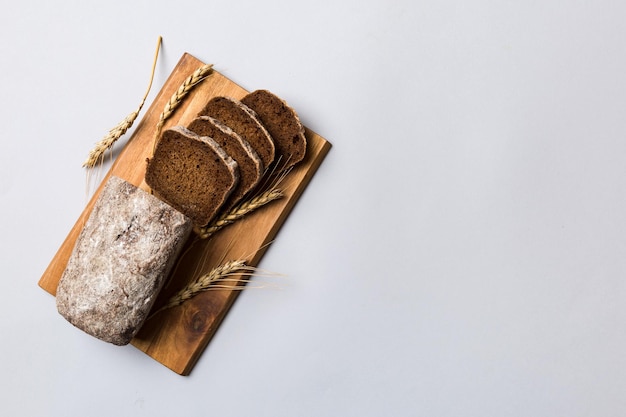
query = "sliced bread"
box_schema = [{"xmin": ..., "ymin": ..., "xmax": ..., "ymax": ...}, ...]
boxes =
[
  {"xmin": 198, "ymin": 96, "xmax": 275, "ymax": 169},
  {"xmin": 145, "ymin": 125, "xmax": 239, "ymax": 226},
  {"xmin": 187, "ymin": 116, "xmax": 263, "ymax": 209},
  {"xmin": 241, "ymin": 89, "xmax": 307, "ymax": 170}
]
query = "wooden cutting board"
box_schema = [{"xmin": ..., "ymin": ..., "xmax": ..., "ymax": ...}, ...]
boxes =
[{"xmin": 38, "ymin": 53, "xmax": 331, "ymax": 375}]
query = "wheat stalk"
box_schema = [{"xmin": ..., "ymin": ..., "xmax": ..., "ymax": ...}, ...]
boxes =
[
  {"xmin": 149, "ymin": 260, "xmax": 254, "ymax": 318},
  {"xmin": 194, "ymin": 188, "xmax": 284, "ymax": 239},
  {"xmin": 82, "ymin": 36, "xmax": 162, "ymax": 169},
  {"xmin": 193, "ymin": 161, "xmax": 292, "ymax": 239},
  {"xmin": 152, "ymin": 63, "xmax": 214, "ymax": 154}
]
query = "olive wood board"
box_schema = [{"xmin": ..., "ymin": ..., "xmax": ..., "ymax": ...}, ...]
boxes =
[{"xmin": 38, "ymin": 53, "xmax": 332, "ymax": 375}]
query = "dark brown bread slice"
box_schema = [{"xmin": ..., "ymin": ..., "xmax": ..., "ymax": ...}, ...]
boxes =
[
  {"xmin": 241, "ymin": 90, "xmax": 307, "ymax": 170},
  {"xmin": 145, "ymin": 125, "xmax": 239, "ymax": 226},
  {"xmin": 198, "ymin": 96, "xmax": 275, "ymax": 169},
  {"xmin": 187, "ymin": 116, "xmax": 263, "ymax": 209}
]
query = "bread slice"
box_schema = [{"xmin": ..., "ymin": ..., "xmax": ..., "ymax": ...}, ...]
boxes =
[
  {"xmin": 145, "ymin": 125, "xmax": 239, "ymax": 226},
  {"xmin": 187, "ymin": 116, "xmax": 263, "ymax": 209},
  {"xmin": 241, "ymin": 89, "xmax": 307, "ymax": 170},
  {"xmin": 198, "ymin": 96, "xmax": 275, "ymax": 169}
]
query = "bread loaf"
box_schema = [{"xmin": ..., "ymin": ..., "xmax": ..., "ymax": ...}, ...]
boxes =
[
  {"xmin": 56, "ymin": 85, "xmax": 313, "ymax": 347},
  {"xmin": 145, "ymin": 125, "xmax": 239, "ymax": 226},
  {"xmin": 56, "ymin": 176, "xmax": 193, "ymax": 345},
  {"xmin": 241, "ymin": 90, "xmax": 307, "ymax": 170},
  {"xmin": 198, "ymin": 96, "xmax": 275, "ymax": 169}
]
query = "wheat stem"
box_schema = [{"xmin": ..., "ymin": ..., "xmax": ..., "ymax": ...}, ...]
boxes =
[
  {"xmin": 149, "ymin": 260, "xmax": 252, "ymax": 319},
  {"xmin": 152, "ymin": 63, "xmax": 214, "ymax": 154},
  {"xmin": 194, "ymin": 187, "xmax": 284, "ymax": 239},
  {"xmin": 83, "ymin": 36, "xmax": 162, "ymax": 169},
  {"xmin": 192, "ymin": 163, "xmax": 291, "ymax": 239}
]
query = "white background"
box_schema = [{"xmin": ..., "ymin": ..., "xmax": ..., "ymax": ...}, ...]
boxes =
[{"xmin": 2, "ymin": 0, "xmax": 626, "ymax": 415}]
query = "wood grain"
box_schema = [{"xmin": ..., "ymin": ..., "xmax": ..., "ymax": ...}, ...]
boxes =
[{"xmin": 38, "ymin": 53, "xmax": 331, "ymax": 375}]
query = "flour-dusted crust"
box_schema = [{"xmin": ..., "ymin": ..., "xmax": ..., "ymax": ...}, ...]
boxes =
[
  {"xmin": 145, "ymin": 125, "xmax": 239, "ymax": 226},
  {"xmin": 56, "ymin": 176, "xmax": 193, "ymax": 345}
]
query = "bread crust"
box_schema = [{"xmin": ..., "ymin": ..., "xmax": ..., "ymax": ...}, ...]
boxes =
[{"xmin": 56, "ymin": 176, "xmax": 193, "ymax": 345}]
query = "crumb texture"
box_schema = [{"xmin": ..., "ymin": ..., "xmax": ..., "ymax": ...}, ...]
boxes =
[
  {"xmin": 187, "ymin": 116, "xmax": 263, "ymax": 210},
  {"xmin": 145, "ymin": 126, "xmax": 239, "ymax": 226},
  {"xmin": 241, "ymin": 90, "xmax": 307, "ymax": 169},
  {"xmin": 199, "ymin": 96, "xmax": 275, "ymax": 168}
]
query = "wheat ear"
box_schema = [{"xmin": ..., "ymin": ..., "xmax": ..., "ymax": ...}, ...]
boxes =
[
  {"xmin": 152, "ymin": 63, "xmax": 214, "ymax": 154},
  {"xmin": 149, "ymin": 260, "xmax": 254, "ymax": 318},
  {"xmin": 82, "ymin": 36, "xmax": 162, "ymax": 169},
  {"xmin": 194, "ymin": 161, "xmax": 292, "ymax": 239},
  {"xmin": 194, "ymin": 188, "xmax": 284, "ymax": 239}
]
